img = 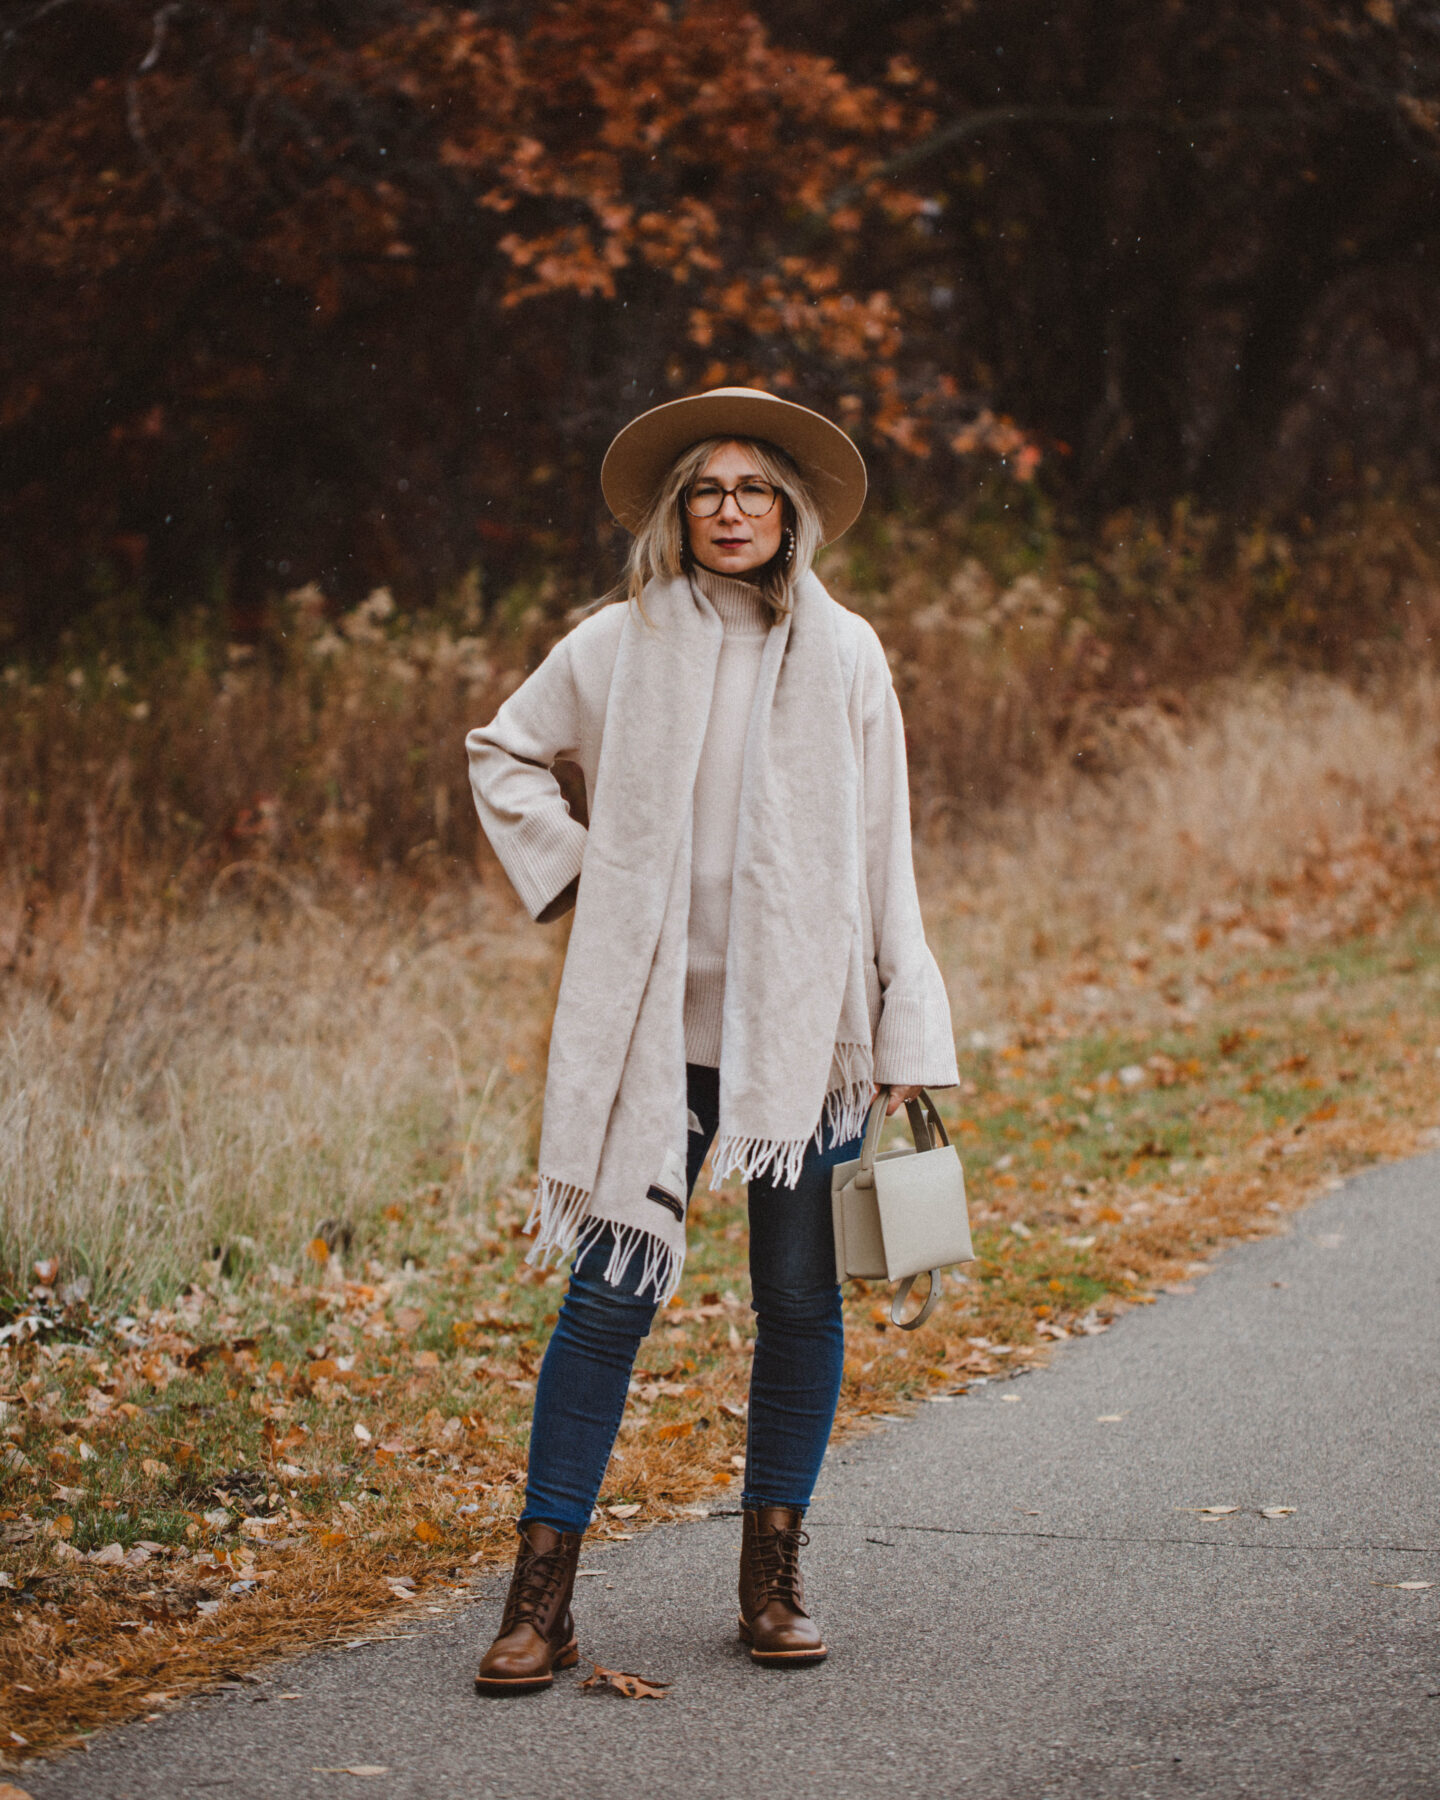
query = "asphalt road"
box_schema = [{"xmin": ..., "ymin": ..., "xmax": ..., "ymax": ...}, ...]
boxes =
[{"xmin": 24, "ymin": 1152, "xmax": 1440, "ymax": 1800}]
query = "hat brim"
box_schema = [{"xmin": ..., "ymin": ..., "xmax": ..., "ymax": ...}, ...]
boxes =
[{"xmin": 600, "ymin": 388, "xmax": 867, "ymax": 544}]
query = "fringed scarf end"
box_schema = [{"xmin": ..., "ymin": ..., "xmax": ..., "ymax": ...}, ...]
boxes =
[
  {"xmin": 814, "ymin": 1041, "xmax": 874, "ymax": 1150},
  {"xmin": 524, "ymin": 1176, "xmax": 683, "ymax": 1304},
  {"xmin": 710, "ymin": 1132, "xmax": 809, "ymax": 1191},
  {"xmin": 711, "ymin": 1045, "xmax": 874, "ymax": 1189},
  {"xmin": 523, "ymin": 1173, "xmax": 593, "ymax": 1271},
  {"xmin": 598, "ymin": 1221, "xmax": 684, "ymax": 1306}
]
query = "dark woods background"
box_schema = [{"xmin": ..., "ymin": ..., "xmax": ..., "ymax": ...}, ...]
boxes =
[{"xmin": 3, "ymin": 0, "xmax": 1439, "ymax": 648}]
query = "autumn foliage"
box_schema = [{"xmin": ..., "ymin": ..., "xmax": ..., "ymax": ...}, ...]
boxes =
[
  {"xmin": 0, "ymin": 0, "xmax": 981, "ymax": 635},
  {"xmin": 2, "ymin": 0, "xmax": 1439, "ymax": 643}
]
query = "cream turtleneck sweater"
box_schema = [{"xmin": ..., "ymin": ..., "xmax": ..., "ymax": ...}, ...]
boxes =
[{"xmin": 685, "ymin": 567, "xmax": 773, "ymax": 1066}]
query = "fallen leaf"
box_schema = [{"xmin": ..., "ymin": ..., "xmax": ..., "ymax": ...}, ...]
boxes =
[
  {"xmin": 311, "ymin": 1768, "xmax": 390, "ymax": 1777},
  {"xmin": 1260, "ymin": 1506, "xmax": 1296, "ymax": 1518},
  {"xmin": 0, "ymin": 1783, "xmax": 37, "ymax": 1799},
  {"xmin": 607, "ymin": 1503, "xmax": 642, "ymax": 1519},
  {"xmin": 89, "ymin": 1541, "xmax": 125, "ymax": 1565},
  {"xmin": 1096, "ymin": 1414, "xmax": 1124, "ymax": 1423},
  {"xmin": 579, "ymin": 1663, "xmax": 670, "ymax": 1699},
  {"xmin": 652, "ymin": 1421, "xmax": 693, "ymax": 1442},
  {"xmin": 318, "ymin": 1530, "xmax": 348, "ymax": 1549},
  {"xmin": 412, "ymin": 1519, "xmax": 443, "ymax": 1544},
  {"xmin": 1396, "ymin": 1581, "xmax": 1434, "ymax": 1591},
  {"xmin": 1199, "ymin": 1505, "xmax": 1239, "ymax": 1516},
  {"xmin": 141, "ymin": 1458, "xmax": 171, "ymax": 1480},
  {"xmin": 306, "ymin": 1237, "xmax": 332, "ymax": 1265},
  {"xmin": 353, "ymin": 1422, "xmax": 373, "ymax": 1443}
]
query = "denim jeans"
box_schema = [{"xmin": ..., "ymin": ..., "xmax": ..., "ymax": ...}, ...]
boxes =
[{"xmin": 521, "ymin": 1063, "xmax": 858, "ymax": 1534}]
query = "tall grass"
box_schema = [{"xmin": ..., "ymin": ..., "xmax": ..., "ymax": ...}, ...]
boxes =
[
  {"xmin": 3, "ymin": 495, "xmax": 1438, "ymax": 909},
  {"xmin": 5, "ymin": 666, "xmax": 1439, "ymax": 1303},
  {"xmin": 947, "ymin": 671, "xmax": 1440, "ymax": 961},
  {"xmin": 0, "ymin": 887, "xmax": 557, "ymax": 1302}
]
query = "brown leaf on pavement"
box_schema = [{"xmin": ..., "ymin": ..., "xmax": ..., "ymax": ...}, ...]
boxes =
[{"xmin": 579, "ymin": 1664, "xmax": 671, "ymax": 1699}]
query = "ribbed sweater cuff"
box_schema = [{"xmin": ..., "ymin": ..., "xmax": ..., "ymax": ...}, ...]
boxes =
[
  {"xmin": 503, "ymin": 810, "xmax": 588, "ymax": 921},
  {"xmin": 873, "ymin": 992, "xmax": 959, "ymax": 1089}
]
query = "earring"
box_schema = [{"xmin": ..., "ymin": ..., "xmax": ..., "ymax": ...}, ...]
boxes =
[{"xmin": 779, "ymin": 527, "xmax": 795, "ymax": 571}]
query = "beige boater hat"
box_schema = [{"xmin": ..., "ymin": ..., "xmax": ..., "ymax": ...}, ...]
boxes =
[{"xmin": 601, "ymin": 386, "xmax": 868, "ymax": 544}]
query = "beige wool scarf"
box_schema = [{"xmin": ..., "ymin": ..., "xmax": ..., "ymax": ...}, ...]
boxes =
[{"xmin": 528, "ymin": 570, "xmax": 875, "ymax": 1301}]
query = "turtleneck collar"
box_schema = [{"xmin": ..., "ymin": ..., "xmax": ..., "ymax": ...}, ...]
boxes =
[{"xmin": 692, "ymin": 566, "xmax": 773, "ymax": 636}]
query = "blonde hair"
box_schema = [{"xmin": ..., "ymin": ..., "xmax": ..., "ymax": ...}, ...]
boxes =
[{"xmin": 616, "ymin": 436, "xmax": 823, "ymax": 623}]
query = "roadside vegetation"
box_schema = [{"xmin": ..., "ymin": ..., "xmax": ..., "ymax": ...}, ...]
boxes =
[{"xmin": 4, "ymin": 644, "xmax": 1440, "ymax": 1762}]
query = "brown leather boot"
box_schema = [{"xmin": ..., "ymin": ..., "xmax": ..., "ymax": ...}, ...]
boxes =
[
  {"xmin": 738, "ymin": 1504, "xmax": 827, "ymax": 1666},
  {"xmin": 474, "ymin": 1520, "xmax": 583, "ymax": 1695}
]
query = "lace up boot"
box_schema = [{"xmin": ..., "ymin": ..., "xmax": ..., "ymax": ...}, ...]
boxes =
[
  {"xmin": 474, "ymin": 1520, "xmax": 583, "ymax": 1694},
  {"xmin": 738, "ymin": 1504, "xmax": 827, "ymax": 1666}
]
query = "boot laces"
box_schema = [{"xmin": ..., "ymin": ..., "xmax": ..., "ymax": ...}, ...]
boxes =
[
  {"xmin": 500, "ymin": 1538, "xmax": 570, "ymax": 1634},
  {"xmin": 754, "ymin": 1524, "xmax": 808, "ymax": 1608}
]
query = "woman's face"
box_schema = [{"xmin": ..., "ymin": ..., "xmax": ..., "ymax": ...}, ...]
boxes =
[{"xmin": 683, "ymin": 441, "xmax": 784, "ymax": 578}]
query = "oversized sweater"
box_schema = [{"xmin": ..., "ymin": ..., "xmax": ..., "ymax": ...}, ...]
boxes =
[
  {"xmin": 467, "ymin": 582, "xmax": 957, "ymax": 1094},
  {"xmin": 685, "ymin": 568, "xmax": 772, "ymax": 1065}
]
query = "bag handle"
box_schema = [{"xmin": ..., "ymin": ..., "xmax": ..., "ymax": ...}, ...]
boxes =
[
  {"xmin": 890, "ymin": 1269, "xmax": 942, "ymax": 1330},
  {"xmin": 856, "ymin": 1087, "xmax": 949, "ymax": 1332},
  {"xmin": 853, "ymin": 1086, "xmax": 950, "ymax": 1189}
]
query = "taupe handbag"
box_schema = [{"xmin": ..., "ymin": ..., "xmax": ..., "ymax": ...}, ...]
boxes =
[{"xmin": 831, "ymin": 1088, "xmax": 974, "ymax": 1330}]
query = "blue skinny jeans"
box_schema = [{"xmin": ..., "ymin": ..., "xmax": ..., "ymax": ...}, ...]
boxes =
[{"xmin": 521, "ymin": 1063, "xmax": 857, "ymax": 1534}]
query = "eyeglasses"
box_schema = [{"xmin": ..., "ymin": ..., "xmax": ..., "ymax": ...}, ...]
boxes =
[{"xmin": 684, "ymin": 477, "xmax": 780, "ymax": 519}]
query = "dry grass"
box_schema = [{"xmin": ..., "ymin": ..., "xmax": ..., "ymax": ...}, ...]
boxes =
[
  {"xmin": 6, "ymin": 492, "xmax": 1439, "ymax": 906},
  {"xmin": 3, "ymin": 670, "xmax": 1440, "ymax": 1763},
  {"xmin": 1, "ymin": 886, "xmax": 555, "ymax": 1303}
]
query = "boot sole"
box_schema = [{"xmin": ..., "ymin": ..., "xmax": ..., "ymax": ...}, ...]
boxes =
[
  {"xmin": 738, "ymin": 1616, "xmax": 827, "ymax": 1666},
  {"xmin": 474, "ymin": 1638, "xmax": 578, "ymax": 1695}
]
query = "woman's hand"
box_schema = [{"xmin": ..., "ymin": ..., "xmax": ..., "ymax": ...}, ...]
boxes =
[{"xmin": 874, "ymin": 1083, "xmax": 924, "ymax": 1118}]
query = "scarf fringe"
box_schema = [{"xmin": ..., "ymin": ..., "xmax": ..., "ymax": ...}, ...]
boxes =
[
  {"xmin": 710, "ymin": 1131, "xmax": 809, "ymax": 1191},
  {"xmin": 523, "ymin": 1173, "xmax": 592, "ymax": 1265},
  {"xmin": 523, "ymin": 1174, "xmax": 683, "ymax": 1304},
  {"xmin": 815, "ymin": 1041, "xmax": 875, "ymax": 1150},
  {"xmin": 711, "ymin": 1045, "xmax": 875, "ymax": 1190},
  {"xmin": 595, "ymin": 1219, "xmax": 683, "ymax": 1305}
]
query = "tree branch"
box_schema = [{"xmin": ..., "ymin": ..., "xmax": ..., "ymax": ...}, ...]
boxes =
[{"xmin": 829, "ymin": 102, "xmax": 1311, "ymax": 209}]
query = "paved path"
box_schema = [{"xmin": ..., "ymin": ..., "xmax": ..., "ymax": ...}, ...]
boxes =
[{"xmin": 26, "ymin": 1154, "xmax": 1440, "ymax": 1800}]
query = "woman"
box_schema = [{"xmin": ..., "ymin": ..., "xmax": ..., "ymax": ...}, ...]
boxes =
[{"xmin": 466, "ymin": 387, "xmax": 957, "ymax": 1693}]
